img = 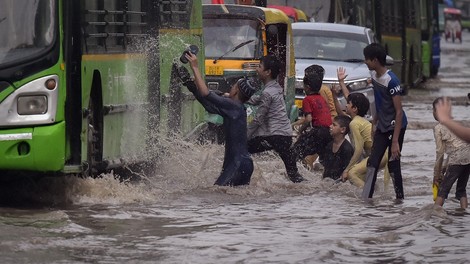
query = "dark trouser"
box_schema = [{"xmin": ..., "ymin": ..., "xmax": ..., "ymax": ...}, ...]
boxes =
[
  {"xmin": 214, "ymin": 155, "xmax": 254, "ymax": 186},
  {"xmin": 437, "ymin": 164, "xmax": 470, "ymax": 200},
  {"xmin": 248, "ymin": 135, "xmax": 297, "ymax": 177},
  {"xmin": 362, "ymin": 128, "xmax": 406, "ymax": 199},
  {"xmin": 289, "ymin": 126, "xmax": 332, "ymax": 172}
]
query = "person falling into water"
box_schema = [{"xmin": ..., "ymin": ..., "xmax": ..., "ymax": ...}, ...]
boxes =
[{"xmin": 178, "ymin": 51, "xmax": 256, "ymax": 186}]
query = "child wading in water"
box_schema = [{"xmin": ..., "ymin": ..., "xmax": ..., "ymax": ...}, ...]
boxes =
[
  {"xmin": 432, "ymin": 98, "xmax": 470, "ymax": 209},
  {"xmin": 320, "ymin": 115, "xmax": 354, "ymax": 180}
]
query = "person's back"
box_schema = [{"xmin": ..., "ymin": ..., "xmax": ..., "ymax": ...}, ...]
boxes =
[
  {"xmin": 290, "ymin": 64, "xmax": 333, "ymax": 167},
  {"xmin": 302, "ymin": 93, "xmax": 332, "ymax": 128}
]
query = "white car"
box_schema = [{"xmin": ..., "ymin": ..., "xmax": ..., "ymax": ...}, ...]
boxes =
[{"xmin": 292, "ymin": 22, "xmax": 380, "ymax": 120}]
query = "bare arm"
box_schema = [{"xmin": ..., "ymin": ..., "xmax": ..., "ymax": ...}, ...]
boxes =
[
  {"xmin": 186, "ymin": 52, "xmax": 209, "ymax": 97},
  {"xmin": 436, "ymin": 97, "xmax": 470, "ymax": 143},
  {"xmin": 331, "ymin": 86, "xmax": 347, "ymax": 116},
  {"xmin": 337, "ymin": 67, "xmax": 350, "ymax": 99},
  {"xmin": 433, "ymin": 126, "xmax": 445, "ymax": 185},
  {"xmin": 390, "ymin": 95, "xmax": 403, "ymax": 160},
  {"xmin": 292, "ymin": 114, "xmax": 313, "ymax": 134}
]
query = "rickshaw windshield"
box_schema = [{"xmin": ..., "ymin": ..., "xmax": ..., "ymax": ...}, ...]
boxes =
[{"xmin": 203, "ymin": 18, "xmax": 262, "ymax": 59}]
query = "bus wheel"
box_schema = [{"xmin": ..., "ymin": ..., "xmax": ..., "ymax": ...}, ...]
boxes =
[{"xmin": 84, "ymin": 89, "xmax": 104, "ymax": 178}]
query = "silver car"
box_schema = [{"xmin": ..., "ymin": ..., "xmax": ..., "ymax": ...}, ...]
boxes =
[{"xmin": 292, "ymin": 22, "xmax": 378, "ymax": 120}]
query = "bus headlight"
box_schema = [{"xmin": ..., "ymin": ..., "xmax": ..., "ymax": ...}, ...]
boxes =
[
  {"xmin": 348, "ymin": 80, "xmax": 368, "ymax": 91},
  {"xmin": 17, "ymin": 96, "xmax": 48, "ymax": 115}
]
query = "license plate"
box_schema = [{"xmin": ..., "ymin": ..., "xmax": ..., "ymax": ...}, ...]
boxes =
[
  {"xmin": 205, "ymin": 65, "xmax": 224, "ymax": 76},
  {"xmin": 295, "ymin": 99, "xmax": 303, "ymax": 109}
]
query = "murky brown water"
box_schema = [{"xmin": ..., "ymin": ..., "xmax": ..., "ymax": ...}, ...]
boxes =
[
  {"xmin": 1, "ymin": 34, "xmax": 470, "ymax": 263},
  {"xmin": 1, "ymin": 126, "xmax": 469, "ymax": 263}
]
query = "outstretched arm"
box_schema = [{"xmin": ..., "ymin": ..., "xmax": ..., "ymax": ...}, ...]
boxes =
[
  {"xmin": 186, "ymin": 52, "xmax": 209, "ymax": 97},
  {"xmin": 337, "ymin": 67, "xmax": 350, "ymax": 99},
  {"xmin": 436, "ymin": 97, "xmax": 470, "ymax": 143}
]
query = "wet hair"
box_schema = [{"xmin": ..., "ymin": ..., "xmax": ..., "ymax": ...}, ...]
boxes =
[
  {"xmin": 347, "ymin": 93, "xmax": 370, "ymax": 117},
  {"xmin": 334, "ymin": 115, "xmax": 351, "ymax": 135},
  {"xmin": 260, "ymin": 55, "xmax": 281, "ymax": 79},
  {"xmin": 363, "ymin": 43, "xmax": 386, "ymax": 66},
  {"xmin": 237, "ymin": 77, "xmax": 256, "ymax": 102},
  {"xmin": 303, "ymin": 64, "xmax": 324, "ymax": 93}
]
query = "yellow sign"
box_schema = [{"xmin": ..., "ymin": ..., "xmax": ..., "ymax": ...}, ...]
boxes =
[
  {"xmin": 295, "ymin": 99, "xmax": 303, "ymax": 109},
  {"xmin": 205, "ymin": 65, "xmax": 224, "ymax": 76}
]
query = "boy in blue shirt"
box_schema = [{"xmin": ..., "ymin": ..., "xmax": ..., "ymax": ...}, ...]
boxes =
[{"xmin": 361, "ymin": 43, "xmax": 408, "ymax": 200}]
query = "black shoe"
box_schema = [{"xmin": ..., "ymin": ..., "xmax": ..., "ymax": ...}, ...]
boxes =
[{"xmin": 287, "ymin": 172, "xmax": 305, "ymax": 183}]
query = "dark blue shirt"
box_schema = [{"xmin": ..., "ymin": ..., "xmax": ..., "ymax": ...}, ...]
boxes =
[
  {"xmin": 371, "ymin": 70, "xmax": 408, "ymax": 133},
  {"xmin": 186, "ymin": 82, "xmax": 253, "ymax": 186}
]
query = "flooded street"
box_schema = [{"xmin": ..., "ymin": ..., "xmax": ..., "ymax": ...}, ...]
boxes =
[{"xmin": 1, "ymin": 34, "xmax": 470, "ymax": 263}]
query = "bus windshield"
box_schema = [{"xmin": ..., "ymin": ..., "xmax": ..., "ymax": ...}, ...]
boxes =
[
  {"xmin": 0, "ymin": 0, "xmax": 56, "ymax": 67},
  {"xmin": 203, "ymin": 18, "xmax": 261, "ymax": 59}
]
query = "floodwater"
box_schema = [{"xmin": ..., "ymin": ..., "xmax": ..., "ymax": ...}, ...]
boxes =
[{"xmin": 1, "ymin": 37, "xmax": 470, "ymax": 264}]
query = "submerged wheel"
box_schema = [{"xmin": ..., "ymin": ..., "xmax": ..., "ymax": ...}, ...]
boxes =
[{"xmin": 84, "ymin": 89, "xmax": 103, "ymax": 178}]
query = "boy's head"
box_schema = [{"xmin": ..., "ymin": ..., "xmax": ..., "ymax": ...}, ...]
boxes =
[
  {"xmin": 346, "ymin": 93, "xmax": 370, "ymax": 117},
  {"xmin": 303, "ymin": 64, "xmax": 324, "ymax": 94},
  {"xmin": 330, "ymin": 115, "xmax": 351, "ymax": 136},
  {"xmin": 432, "ymin": 97, "xmax": 444, "ymax": 121},
  {"xmin": 258, "ymin": 55, "xmax": 281, "ymax": 80},
  {"xmin": 363, "ymin": 43, "xmax": 387, "ymax": 68},
  {"xmin": 235, "ymin": 77, "xmax": 256, "ymax": 102}
]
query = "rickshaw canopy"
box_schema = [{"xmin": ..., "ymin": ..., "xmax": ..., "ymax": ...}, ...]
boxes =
[
  {"xmin": 444, "ymin": 7, "xmax": 462, "ymax": 16},
  {"xmin": 268, "ymin": 5, "xmax": 298, "ymax": 22}
]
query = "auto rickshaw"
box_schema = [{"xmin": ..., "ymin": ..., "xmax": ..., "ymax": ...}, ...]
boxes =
[
  {"xmin": 444, "ymin": 7, "xmax": 462, "ymax": 43},
  {"xmin": 202, "ymin": 4, "xmax": 298, "ymax": 142}
]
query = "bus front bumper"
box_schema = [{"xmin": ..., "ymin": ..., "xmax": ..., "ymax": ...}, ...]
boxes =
[{"xmin": 0, "ymin": 121, "xmax": 66, "ymax": 172}]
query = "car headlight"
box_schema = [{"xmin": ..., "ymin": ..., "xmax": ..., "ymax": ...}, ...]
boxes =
[
  {"xmin": 17, "ymin": 95, "xmax": 48, "ymax": 115},
  {"xmin": 348, "ymin": 80, "xmax": 368, "ymax": 91}
]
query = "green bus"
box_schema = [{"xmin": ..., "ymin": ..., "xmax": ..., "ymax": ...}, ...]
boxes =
[
  {"xmin": 0, "ymin": 0, "xmax": 205, "ymax": 177},
  {"xmin": 324, "ymin": 0, "xmax": 424, "ymax": 89},
  {"xmin": 420, "ymin": 0, "xmax": 441, "ymax": 78}
]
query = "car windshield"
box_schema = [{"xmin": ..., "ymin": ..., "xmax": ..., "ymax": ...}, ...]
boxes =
[
  {"xmin": 0, "ymin": 0, "xmax": 56, "ymax": 67},
  {"xmin": 293, "ymin": 29, "xmax": 369, "ymax": 61},
  {"xmin": 203, "ymin": 18, "xmax": 262, "ymax": 59}
]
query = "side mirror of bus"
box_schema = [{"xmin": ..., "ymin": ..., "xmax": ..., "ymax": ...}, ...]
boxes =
[{"xmin": 386, "ymin": 55, "xmax": 394, "ymax": 66}]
